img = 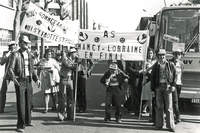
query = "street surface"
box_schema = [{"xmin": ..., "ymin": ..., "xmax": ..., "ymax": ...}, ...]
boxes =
[{"xmin": 0, "ymin": 75, "xmax": 200, "ymax": 133}]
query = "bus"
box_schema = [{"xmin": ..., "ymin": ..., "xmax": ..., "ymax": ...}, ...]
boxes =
[{"xmin": 149, "ymin": 5, "xmax": 200, "ymax": 105}]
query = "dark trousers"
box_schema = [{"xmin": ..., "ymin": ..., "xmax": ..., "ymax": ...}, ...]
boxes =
[
  {"xmin": 172, "ymin": 85, "xmax": 181, "ymax": 120},
  {"xmin": 176, "ymin": 85, "xmax": 182, "ymax": 98},
  {"xmin": 155, "ymin": 84, "xmax": 175, "ymax": 129},
  {"xmin": 152, "ymin": 96, "xmax": 156, "ymax": 123},
  {"xmin": 15, "ymin": 78, "xmax": 32, "ymax": 129},
  {"xmin": 129, "ymin": 77, "xmax": 142, "ymax": 115},
  {"xmin": 58, "ymin": 80, "xmax": 74, "ymax": 119},
  {"xmin": 0, "ymin": 79, "xmax": 10, "ymax": 112},
  {"xmin": 77, "ymin": 75, "xmax": 87, "ymax": 112},
  {"xmin": 105, "ymin": 86, "xmax": 122, "ymax": 120}
]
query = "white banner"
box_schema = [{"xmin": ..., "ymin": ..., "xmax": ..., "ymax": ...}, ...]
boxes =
[
  {"xmin": 20, "ymin": 2, "xmax": 79, "ymax": 45},
  {"xmin": 77, "ymin": 30, "xmax": 149, "ymax": 61}
]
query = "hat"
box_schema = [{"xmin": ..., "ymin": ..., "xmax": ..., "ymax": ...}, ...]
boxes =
[
  {"xmin": 173, "ymin": 48, "xmax": 183, "ymax": 53},
  {"xmin": 8, "ymin": 41, "xmax": 16, "ymax": 46},
  {"xmin": 157, "ymin": 49, "xmax": 166, "ymax": 55},
  {"xmin": 69, "ymin": 47, "xmax": 77, "ymax": 53},
  {"xmin": 109, "ymin": 63, "xmax": 118, "ymax": 70},
  {"xmin": 45, "ymin": 48, "xmax": 53, "ymax": 54},
  {"xmin": 21, "ymin": 35, "xmax": 31, "ymax": 43}
]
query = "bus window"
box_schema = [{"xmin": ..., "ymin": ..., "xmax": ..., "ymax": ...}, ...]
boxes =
[{"xmin": 158, "ymin": 9, "xmax": 200, "ymax": 53}]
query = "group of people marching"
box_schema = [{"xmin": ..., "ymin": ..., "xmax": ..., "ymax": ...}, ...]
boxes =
[
  {"xmin": 0, "ymin": 34, "xmax": 183, "ymax": 132},
  {"xmin": 100, "ymin": 48, "xmax": 183, "ymax": 132},
  {"xmin": 0, "ymin": 34, "xmax": 94, "ymax": 132}
]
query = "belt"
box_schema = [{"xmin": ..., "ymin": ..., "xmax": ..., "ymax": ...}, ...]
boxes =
[
  {"xmin": 109, "ymin": 83, "xmax": 119, "ymax": 86},
  {"xmin": 61, "ymin": 76, "xmax": 72, "ymax": 81},
  {"xmin": 17, "ymin": 76, "xmax": 31, "ymax": 82},
  {"xmin": 159, "ymin": 82, "xmax": 167, "ymax": 86}
]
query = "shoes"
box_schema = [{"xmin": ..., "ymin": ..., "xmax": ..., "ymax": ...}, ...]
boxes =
[
  {"xmin": 65, "ymin": 117, "xmax": 74, "ymax": 121},
  {"xmin": 175, "ymin": 119, "xmax": 181, "ymax": 124},
  {"xmin": 79, "ymin": 110, "xmax": 86, "ymax": 113},
  {"xmin": 155, "ymin": 126, "xmax": 162, "ymax": 130},
  {"xmin": 57, "ymin": 113, "xmax": 65, "ymax": 121},
  {"xmin": 25, "ymin": 124, "xmax": 33, "ymax": 127},
  {"xmin": 104, "ymin": 118, "xmax": 111, "ymax": 122},
  {"xmin": 134, "ymin": 112, "xmax": 139, "ymax": 117},
  {"xmin": 149, "ymin": 119, "xmax": 153, "ymax": 123},
  {"xmin": 16, "ymin": 128, "xmax": 24, "ymax": 132},
  {"xmin": 43, "ymin": 109, "xmax": 48, "ymax": 113},
  {"xmin": 169, "ymin": 128, "xmax": 175, "ymax": 132},
  {"xmin": 52, "ymin": 107, "xmax": 57, "ymax": 111},
  {"xmin": 142, "ymin": 110, "xmax": 147, "ymax": 113},
  {"xmin": 116, "ymin": 118, "xmax": 122, "ymax": 123}
]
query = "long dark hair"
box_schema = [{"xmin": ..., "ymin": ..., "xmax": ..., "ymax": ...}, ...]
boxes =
[
  {"xmin": 147, "ymin": 48, "xmax": 156, "ymax": 60},
  {"xmin": 44, "ymin": 49, "xmax": 53, "ymax": 58}
]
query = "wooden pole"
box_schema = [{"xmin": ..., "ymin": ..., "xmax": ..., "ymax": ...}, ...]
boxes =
[
  {"xmin": 73, "ymin": 63, "xmax": 78, "ymax": 122},
  {"xmin": 138, "ymin": 62, "xmax": 146, "ymax": 120},
  {"xmin": 138, "ymin": 32, "xmax": 149, "ymax": 120}
]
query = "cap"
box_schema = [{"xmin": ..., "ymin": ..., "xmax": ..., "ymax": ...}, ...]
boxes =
[
  {"xmin": 109, "ymin": 63, "xmax": 118, "ymax": 70},
  {"xmin": 157, "ymin": 49, "xmax": 166, "ymax": 55},
  {"xmin": 45, "ymin": 48, "xmax": 53, "ymax": 53},
  {"xmin": 8, "ymin": 41, "xmax": 16, "ymax": 46},
  {"xmin": 21, "ymin": 35, "xmax": 31, "ymax": 43},
  {"xmin": 69, "ymin": 47, "xmax": 77, "ymax": 53},
  {"xmin": 173, "ymin": 48, "xmax": 183, "ymax": 53}
]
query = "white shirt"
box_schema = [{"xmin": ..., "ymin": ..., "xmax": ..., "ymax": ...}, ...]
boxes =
[
  {"xmin": 175, "ymin": 61, "xmax": 182, "ymax": 85},
  {"xmin": 22, "ymin": 51, "xmax": 29, "ymax": 76}
]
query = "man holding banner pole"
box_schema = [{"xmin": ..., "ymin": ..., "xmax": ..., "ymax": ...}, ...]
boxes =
[{"xmin": 57, "ymin": 47, "xmax": 78, "ymax": 121}]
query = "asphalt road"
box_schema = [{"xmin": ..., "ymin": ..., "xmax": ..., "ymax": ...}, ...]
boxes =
[
  {"xmin": 0, "ymin": 65, "xmax": 200, "ymax": 133},
  {"xmin": 0, "ymin": 81, "xmax": 200, "ymax": 133}
]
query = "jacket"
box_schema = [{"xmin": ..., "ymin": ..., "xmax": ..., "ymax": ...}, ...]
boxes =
[
  {"xmin": 151, "ymin": 60, "xmax": 176, "ymax": 92},
  {"xmin": 0, "ymin": 51, "xmax": 12, "ymax": 80},
  {"xmin": 100, "ymin": 70, "xmax": 128, "ymax": 88},
  {"xmin": 78, "ymin": 59, "xmax": 94, "ymax": 79},
  {"xmin": 8, "ymin": 49, "xmax": 38, "ymax": 82},
  {"xmin": 60, "ymin": 56, "xmax": 76, "ymax": 79}
]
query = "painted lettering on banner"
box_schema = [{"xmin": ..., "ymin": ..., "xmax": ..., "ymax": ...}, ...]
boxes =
[
  {"xmin": 77, "ymin": 30, "xmax": 149, "ymax": 61},
  {"xmin": 20, "ymin": 2, "xmax": 79, "ymax": 45}
]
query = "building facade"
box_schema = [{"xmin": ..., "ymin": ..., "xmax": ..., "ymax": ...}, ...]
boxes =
[
  {"xmin": 0, "ymin": 0, "xmax": 15, "ymax": 57},
  {"xmin": 0, "ymin": 0, "xmax": 89, "ymax": 52}
]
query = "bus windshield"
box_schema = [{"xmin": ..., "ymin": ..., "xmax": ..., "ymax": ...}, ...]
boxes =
[{"xmin": 159, "ymin": 9, "xmax": 200, "ymax": 53}]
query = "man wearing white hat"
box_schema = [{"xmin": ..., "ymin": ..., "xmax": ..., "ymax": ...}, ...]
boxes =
[
  {"xmin": 100, "ymin": 63, "xmax": 128, "ymax": 123},
  {"xmin": 151, "ymin": 49, "xmax": 176, "ymax": 132},
  {"xmin": 0, "ymin": 41, "xmax": 16, "ymax": 113},
  {"xmin": 8, "ymin": 35, "xmax": 40, "ymax": 132}
]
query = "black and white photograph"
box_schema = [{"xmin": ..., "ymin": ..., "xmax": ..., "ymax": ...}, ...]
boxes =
[{"xmin": 0, "ymin": 0, "xmax": 200, "ymax": 132}]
